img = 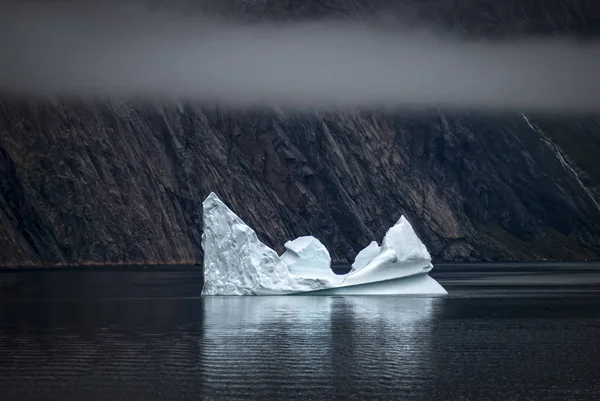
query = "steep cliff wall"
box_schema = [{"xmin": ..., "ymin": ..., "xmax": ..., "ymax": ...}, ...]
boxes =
[
  {"xmin": 1, "ymin": 0, "xmax": 600, "ymax": 266},
  {"xmin": 1, "ymin": 102, "xmax": 599, "ymax": 266}
]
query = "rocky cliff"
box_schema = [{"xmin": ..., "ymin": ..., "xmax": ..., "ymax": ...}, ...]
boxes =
[
  {"xmin": 1, "ymin": 102, "xmax": 600, "ymax": 266},
  {"xmin": 1, "ymin": 0, "xmax": 600, "ymax": 266}
]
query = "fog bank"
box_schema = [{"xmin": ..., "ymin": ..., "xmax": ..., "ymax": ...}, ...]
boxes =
[{"xmin": 1, "ymin": 6, "xmax": 600, "ymax": 112}]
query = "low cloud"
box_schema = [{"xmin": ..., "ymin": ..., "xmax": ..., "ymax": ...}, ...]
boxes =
[{"xmin": 1, "ymin": 5, "xmax": 600, "ymax": 112}]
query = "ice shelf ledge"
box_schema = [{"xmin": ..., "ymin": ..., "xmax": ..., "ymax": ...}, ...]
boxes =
[{"xmin": 201, "ymin": 192, "xmax": 447, "ymax": 296}]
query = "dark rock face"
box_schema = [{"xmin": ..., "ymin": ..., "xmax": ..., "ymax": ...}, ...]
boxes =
[
  {"xmin": 1, "ymin": 102, "xmax": 600, "ymax": 266},
  {"xmin": 1, "ymin": 0, "xmax": 600, "ymax": 266}
]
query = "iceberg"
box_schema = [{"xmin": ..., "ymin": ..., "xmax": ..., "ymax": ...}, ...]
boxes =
[{"xmin": 201, "ymin": 192, "xmax": 447, "ymax": 296}]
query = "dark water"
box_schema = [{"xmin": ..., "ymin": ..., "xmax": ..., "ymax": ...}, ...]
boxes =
[{"xmin": 1, "ymin": 263, "xmax": 600, "ymax": 401}]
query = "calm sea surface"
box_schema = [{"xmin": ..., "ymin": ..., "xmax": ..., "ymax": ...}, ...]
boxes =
[{"xmin": 1, "ymin": 263, "xmax": 600, "ymax": 400}]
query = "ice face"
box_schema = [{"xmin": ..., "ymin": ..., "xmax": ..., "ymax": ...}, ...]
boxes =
[
  {"xmin": 351, "ymin": 241, "xmax": 381, "ymax": 272},
  {"xmin": 314, "ymin": 273, "xmax": 447, "ymax": 295},
  {"xmin": 381, "ymin": 216, "xmax": 432, "ymax": 262},
  {"xmin": 281, "ymin": 236, "xmax": 335, "ymax": 279},
  {"xmin": 343, "ymin": 217, "xmax": 435, "ymax": 287},
  {"xmin": 201, "ymin": 193, "xmax": 446, "ymax": 295},
  {"xmin": 201, "ymin": 193, "xmax": 327, "ymax": 295}
]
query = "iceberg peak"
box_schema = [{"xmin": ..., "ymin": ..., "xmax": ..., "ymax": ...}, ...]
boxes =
[
  {"xmin": 381, "ymin": 216, "xmax": 431, "ymax": 262},
  {"xmin": 351, "ymin": 241, "xmax": 381, "ymax": 272},
  {"xmin": 201, "ymin": 193, "xmax": 327, "ymax": 295}
]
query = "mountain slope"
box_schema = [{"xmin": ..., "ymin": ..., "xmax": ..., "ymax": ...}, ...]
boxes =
[
  {"xmin": 1, "ymin": 0, "xmax": 600, "ymax": 266},
  {"xmin": 1, "ymin": 102, "xmax": 599, "ymax": 266}
]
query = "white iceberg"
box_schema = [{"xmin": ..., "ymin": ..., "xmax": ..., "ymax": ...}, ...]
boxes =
[{"xmin": 201, "ymin": 192, "xmax": 447, "ymax": 296}]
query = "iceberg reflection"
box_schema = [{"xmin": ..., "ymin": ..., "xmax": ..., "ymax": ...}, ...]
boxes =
[{"xmin": 200, "ymin": 296, "xmax": 440, "ymax": 399}]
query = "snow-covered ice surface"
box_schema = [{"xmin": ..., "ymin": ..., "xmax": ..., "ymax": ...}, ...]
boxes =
[{"xmin": 201, "ymin": 193, "xmax": 447, "ymax": 295}]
